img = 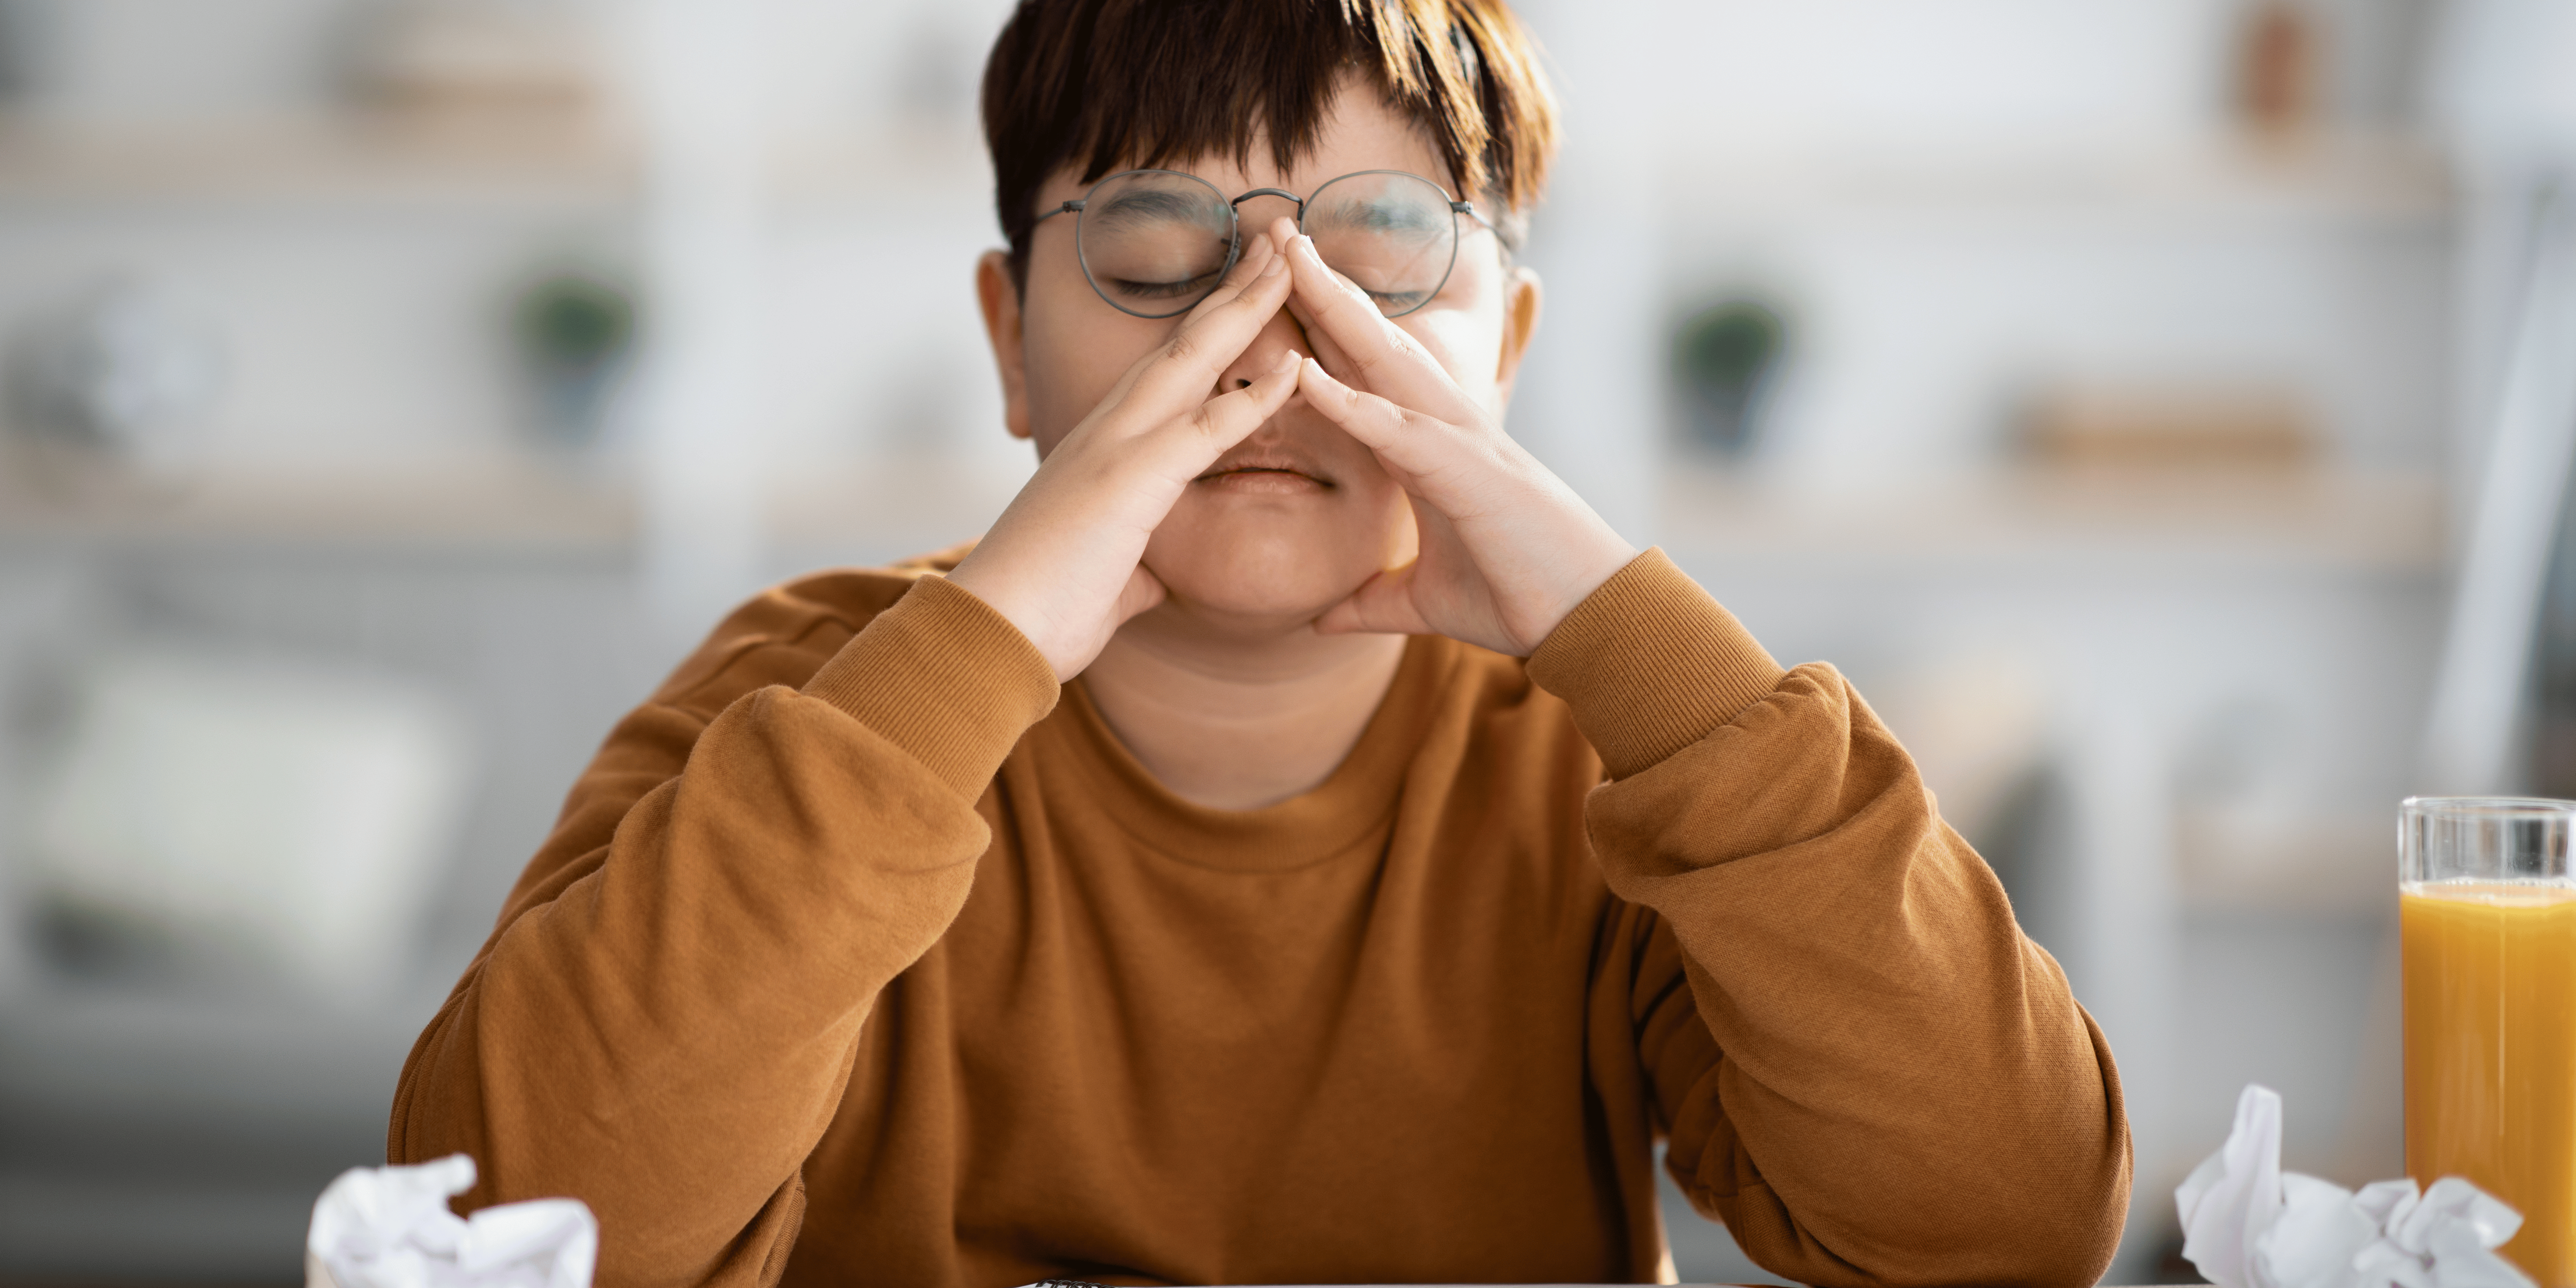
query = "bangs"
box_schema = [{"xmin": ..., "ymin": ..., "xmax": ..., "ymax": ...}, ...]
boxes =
[{"xmin": 982, "ymin": 0, "xmax": 1558, "ymax": 278}]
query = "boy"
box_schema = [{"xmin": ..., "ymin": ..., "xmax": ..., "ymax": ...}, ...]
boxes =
[{"xmin": 392, "ymin": 1, "xmax": 2131, "ymax": 1285}]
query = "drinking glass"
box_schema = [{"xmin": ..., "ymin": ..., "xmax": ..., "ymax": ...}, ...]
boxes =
[{"xmin": 2402, "ymin": 795, "xmax": 2576, "ymax": 1287}]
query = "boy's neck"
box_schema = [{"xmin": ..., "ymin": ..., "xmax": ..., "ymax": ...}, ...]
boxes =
[{"xmin": 1079, "ymin": 610, "xmax": 1408, "ymax": 811}]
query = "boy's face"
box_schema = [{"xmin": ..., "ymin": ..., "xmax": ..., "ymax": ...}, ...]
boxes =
[{"xmin": 977, "ymin": 83, "xmax": 1541, "ymax": 637}]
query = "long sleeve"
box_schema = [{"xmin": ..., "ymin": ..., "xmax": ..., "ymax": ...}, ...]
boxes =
[
  {"xmin": 1531, "ymin": 549, "xmax": 2131, "ymax": 1288},
  {"xmin": 388, "ymin": 574, "xmax": 1058, "ymax": 1288}
]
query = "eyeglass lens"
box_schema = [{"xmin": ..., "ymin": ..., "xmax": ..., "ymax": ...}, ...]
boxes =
[{"xmin": 1073, "ymin": 170, "xmax": 1462, "ymax": 320}]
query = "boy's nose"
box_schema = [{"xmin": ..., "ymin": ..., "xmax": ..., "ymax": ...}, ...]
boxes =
[{"xmin": 1219, "ymin": 297, "xmax": 1313, "ymax": 395}]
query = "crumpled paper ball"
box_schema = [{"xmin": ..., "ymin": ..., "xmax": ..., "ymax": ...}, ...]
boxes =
[
  {"xmin": 2178, "ymin": 1084, "xmax": 2534, "ymax": 1288},
  {"xmin": 306, "ymin": 1154, "xmax": 597, "ymax": 1288}
]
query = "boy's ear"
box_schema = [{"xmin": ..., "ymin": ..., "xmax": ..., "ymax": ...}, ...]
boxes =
[
  {"xmin": 1493, "ymin": 265, "xmax": 1543, "ymax": 407},
  {"xmin": 975, "ymin": 250, "xmax": 1034, "ymax": 441}
]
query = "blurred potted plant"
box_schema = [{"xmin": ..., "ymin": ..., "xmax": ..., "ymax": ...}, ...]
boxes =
[
  {"xmin": 1673, "ymin": 296, "xmax": 1786, "ymax": 459},
  {"xmin": 512, "ymin": 267, "xmax": 634, "ymax": 453}
]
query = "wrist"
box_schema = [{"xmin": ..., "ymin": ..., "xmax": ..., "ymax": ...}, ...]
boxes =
[
  {"xmin": 802, "ymin": 575, "xmax": 1060, "ymax": 797},
  {"xmin": 943, "ymin": 556, "xmax": 1053, "ymax": 669},
  {"xmin": 1522, "ymin": 523, "xmax": 1639, "ymax": 654},
  {"xmin": 946, "ymin": 546, "xmax": 1147, "ymax": 682},
  {"xmin": 1525, "ymin": 548, "xmax": 1786, "ymax": 778}
]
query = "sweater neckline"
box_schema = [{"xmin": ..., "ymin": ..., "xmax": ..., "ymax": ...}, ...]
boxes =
[{"xmin": 1052, "ymin": 633, "xmax": 1453, "ymax": 873}]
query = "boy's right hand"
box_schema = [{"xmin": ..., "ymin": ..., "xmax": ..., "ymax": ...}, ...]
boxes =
[{"xmin": 947, "ymin": 233, "xmax": 1301, "ymax": 682}]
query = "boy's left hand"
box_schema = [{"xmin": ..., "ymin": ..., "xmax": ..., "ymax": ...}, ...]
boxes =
[{"xmin": 1280, "ymin": 226, "xmax": 1638, "ymax": 657}]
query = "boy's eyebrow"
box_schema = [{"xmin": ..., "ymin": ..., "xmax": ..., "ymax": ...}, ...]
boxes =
[
  {"xmin": 1086, "ymin": 182, "xmax": 1451, "ymax": 228},
  {"xmin": 1087, "ymin": 187, "xmax": 1227, "ymax": 229},
  {"xmin": 1312, "ymin": 193, "xmax": 1448, "ymax": 233}
]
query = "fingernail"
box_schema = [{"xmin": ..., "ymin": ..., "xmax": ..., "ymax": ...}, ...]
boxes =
[
  {"xmin": 1260, "ymin": 251, "xmax": 1287, "ymax": 279},
  {"xmin": 1279, "ymin": 350, "xmax": 1301, "ymax": 371}
]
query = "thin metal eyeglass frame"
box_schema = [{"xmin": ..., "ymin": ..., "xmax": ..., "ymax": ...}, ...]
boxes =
[{"xmin": 1030, "ymin": 168, "xmax": 1493, "ymax": 319}]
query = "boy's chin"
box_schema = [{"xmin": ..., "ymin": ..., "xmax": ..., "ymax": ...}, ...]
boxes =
[
  {"xmin": 1140, "ymin": 549, "xmax": 1388, "ymax": 637},
  {"xmin": 1147, "ymin": 562, "xmax": 1373, "ymax": 635},
  {"xmin": 1137, "ymin": 505, "xmax": 1412, "ymax": 638}
]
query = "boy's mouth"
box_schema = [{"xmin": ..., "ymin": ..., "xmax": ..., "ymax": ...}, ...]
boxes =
[{"xmin": 1194, "ymin": 448, "xmax": 1335, "ymax": 492}]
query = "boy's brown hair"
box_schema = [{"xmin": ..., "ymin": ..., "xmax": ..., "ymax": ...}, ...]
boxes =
[{"xmin": 981, "ymin": 0, "xmax": 1559, "ymax": 288}]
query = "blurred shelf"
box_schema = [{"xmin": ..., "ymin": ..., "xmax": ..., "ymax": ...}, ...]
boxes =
[
  {"xmin": 0, "ymin": 119, "xmax": 2433, "ymax": 233},
  {"xmin": 0, "ymin": 461, "xmax": 635, "ymax": 556},
  {"xmin": 1660, "ymin": 465, "xmax": 2445, "ymax": 577},
  {"xmin": 768, "ymin": 451, "xmax": 1033, "ymax": 552},
  {"xmin": 0, "ymin": 117, "xmax": 996, "ymax": 219},
  {"xmin": 1665, "ymin": 131, "xmax": 2454, "ymax": 231},
  {"xmin": 0, "ymin": 451, "xmax": 1035, "ymax": 561},
  {"xmin": 0, "ymin": 117, "xmax": 636, "ymax": 215}
]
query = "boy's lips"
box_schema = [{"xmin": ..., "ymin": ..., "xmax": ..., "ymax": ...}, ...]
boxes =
[{"xmin": 1193, "ymin": 448, "xmax": 1335, "ymax": 489}]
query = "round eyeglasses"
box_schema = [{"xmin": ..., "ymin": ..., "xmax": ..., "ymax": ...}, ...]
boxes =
[{"xmin": 1032, "ymin": 168, "xmax": 1492, "ymax": 320}]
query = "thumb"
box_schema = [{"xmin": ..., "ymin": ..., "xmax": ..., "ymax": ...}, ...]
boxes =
[
  {"xmin": 1315, "ymin": 563, "xmax": 1434, "ymax": 636},
  {"xmin": 1052, "ymin": 564, "xmax": 1168, "ymax": 681},
  {"xmin": 1112, "ymin": 563, "xmax": 1168, "ymax": 627}
]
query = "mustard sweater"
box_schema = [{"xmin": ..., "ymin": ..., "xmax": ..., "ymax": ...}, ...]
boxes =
[{"xmin": 391, "ymin": 547, "xmax": 2131, "ymax": 1288}]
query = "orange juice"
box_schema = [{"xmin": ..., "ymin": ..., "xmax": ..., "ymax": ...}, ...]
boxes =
[{"xmin": 2403, "ymin": 882, "xmax": 2576, "ymax": 1287}]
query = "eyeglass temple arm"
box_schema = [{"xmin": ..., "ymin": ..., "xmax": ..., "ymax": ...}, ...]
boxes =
[
  {"xmin": 1032, "ymin": 200, "xmax": 1084, "ymax": 224},
  {"xmin": 1453, "ymin": 200, "xmax": 1493, "ymax": 229}
]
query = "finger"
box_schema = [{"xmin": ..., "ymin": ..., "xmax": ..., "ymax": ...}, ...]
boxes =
[
  {"xmin": 1091, "ymin": 232, "xmax": 1281, "ymax": 421},
  {"xmin": 1123, "ymin": 234, "xmax": 1293, "ymax": 413},
  {"xmin": 1140, "ymin": 349, "xmax": 1300, "ymax": 478},
  {"xmin": 1315, "ymin": 563, "xmax": 1435, "ymax": 637},
  {"xmin": 1090, "ymin": 234, "xmax": 1277, "ymax": 422},
  {"xmin": 1109, "ymin": 563, "xmax": 1168, "ymax": 629},
  {"xmin": 1283, "ymin": 236, "xmax": 1380, "ymax": 376},
  {"xmin": 1281, "ymin": 232, "xmax": 1477, "ymax": 422},
  {"xmin": 1179, "ymin": 227, "xmax": 1285, "ymax": 334},
  {"xmin": 1259, "ymin": 217, "xmax": 1358, "ymax": 379},
  {"xmin": 1294, "ymin": 356, "xmax": 1461, "ymax": 482},
  {"xmin": 1187, "ymin": 227, "xmax": 1279, "ymax": 316},
  {"xmin": 1284, "ymin": 294, "xmax": 1360, "ymax": 391}
]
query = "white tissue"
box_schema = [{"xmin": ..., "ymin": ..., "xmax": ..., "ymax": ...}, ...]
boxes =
[
  {"xmin": 306, "ymin": 1154, "xmax": 597, "ymax": 1288},
  {"xmin": 2177, "ymin": 1085, "xmax": 2535, "ymax": 1288}
]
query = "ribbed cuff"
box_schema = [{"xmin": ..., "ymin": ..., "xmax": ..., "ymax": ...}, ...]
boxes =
[
  {"xmin": 801, "ymin": 575, "xmax": 1060, "ymax": 800},
  {"xmin": 1525, "ymin": 547, "xmax": 1786, "ymax": 780}
]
